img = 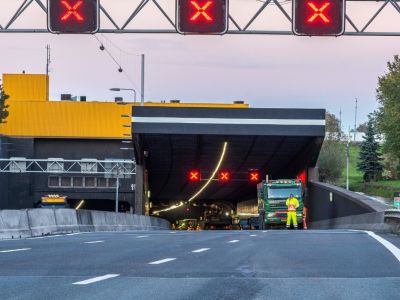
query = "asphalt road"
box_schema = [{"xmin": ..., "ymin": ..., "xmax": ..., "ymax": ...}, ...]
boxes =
[{"xmin": 0, "ymin": 230, "xmax": 400, "ymax": 300}]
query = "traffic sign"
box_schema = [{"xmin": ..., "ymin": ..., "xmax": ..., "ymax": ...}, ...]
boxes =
[
  {"xmin": 218, "ymin": 170, "xmax": 231, "ymax": 183},
  {"xmin": 48, "ymin": 0, "xmax": 100, "ymax": 34},
  {"xmin": 394, "ymin": 192, "xmax": 400, "ymax": 209},
  {"xmin": 176, "ymin": 0, "xmax": 229, "ymax": 35},
  {"xmin": 248, "ymin": 170, "xmax": 261, "ymax": 183},
  {"xmin": 188, "ymin": 169, "xmax": 201, "ymax": 182},
  {"xmin": 292, "ymin": 0, "xmax": 345, "ymax": 36}
]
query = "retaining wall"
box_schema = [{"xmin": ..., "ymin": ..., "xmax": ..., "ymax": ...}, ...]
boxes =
[{"xmin": 0, "ymin": 209, "xmax": 170, "ymax": 240}]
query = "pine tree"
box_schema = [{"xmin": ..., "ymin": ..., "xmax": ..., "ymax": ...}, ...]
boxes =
[
  {"xmin": 0, "ymin": 84, "xmax": 9, "ymax": 124},
  {"xmin": 357, "ymin": 115, "xmax": 383, "ymax": 182}
]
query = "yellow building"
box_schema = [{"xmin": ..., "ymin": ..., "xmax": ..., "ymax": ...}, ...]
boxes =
[{"xmin": 0, "ymin": 73, "xmax": 248, "ymax": 139}]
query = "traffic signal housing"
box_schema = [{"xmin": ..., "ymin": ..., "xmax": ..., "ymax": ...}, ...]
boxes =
[
  {"xmin": 292, "ymin": 0, "xmax": 345, "ymax": 36},
  {"xmin": 48, "ymin": 0, "xmax": 100, "ymax": 34},
  {"xmin": 176, "ymin": 0, "xmax": 229, "ymax": 35},
  {"xmin": 218, "ymin": 170, "xmax": 231, "ymax": 183}
]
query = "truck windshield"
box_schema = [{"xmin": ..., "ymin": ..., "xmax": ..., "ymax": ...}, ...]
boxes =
[{"xmin": 267, "ymin": 187, "xmax": 301, "ymax": 199}]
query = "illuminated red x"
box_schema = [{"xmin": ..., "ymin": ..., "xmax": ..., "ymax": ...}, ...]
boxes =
[
  {"xmin": 250, "ymin": 172, "xmax": 260, "ymax": 182},
  {"xmin": 189, "ymin": 170, "xmax": 201, "ymax": 182},
  {"xmin": 307, "ymin": 2, "xmax": 331, "ymax": 23},
  {"xmin": 61, "ymin": 0, "xmax": 84, "ymax": 22},
  {"xmin": 219, "ymin": 171, "xmax": 231, "ymax": 183},
  {"xmin": 190, "ymin": 1, "xmax": 213, "ymax": 21}
]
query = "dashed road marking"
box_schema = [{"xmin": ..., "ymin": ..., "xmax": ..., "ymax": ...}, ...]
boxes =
[
  {"xmin": 84, "ymin": 241, "xmax": 104, "ymax": 244},
  {"xmin": 228, "ymin": 240, "xmax": 240, "ymax": 244},
  {"xmin": 365, "ymin": 231, "xmax": 400, "ymax": 263},
  {"xmin": 0, "ymin": 248, "xmax": 31, "ymax": 253},
  {"xmin": 262, "ymin": 231, "xmax": 268, "ymax": 233},
  {"xmin": 169, "ymin": 232, "xmax": 177, "ymax": 234},
  {"xmin": 149, "ymin": 258, "xmax": 176, "ymax": 265},
  {"xmin": 73, "ymin": 274, "xmax": 120, "ymax": 285},
  {"xmin": 137, "ymin": 236, "xmax": 149, "ymax": 238},
  {"xmin": 191, "ymin": 248, "xmax": 210, "ymax": 253},
  {"xmin": 250, "ymin": 235, "xmax": 257, "ymax": 237}
]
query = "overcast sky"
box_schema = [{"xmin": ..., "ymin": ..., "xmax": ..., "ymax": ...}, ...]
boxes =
[{"xmin": 0, "ymin": 0, "xmax": 399, "ymax": 131}]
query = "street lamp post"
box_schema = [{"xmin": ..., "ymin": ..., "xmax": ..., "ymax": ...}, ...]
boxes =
[{"xmin": 110, "ymin": 88, "xmax": 137, "ymax": 104}]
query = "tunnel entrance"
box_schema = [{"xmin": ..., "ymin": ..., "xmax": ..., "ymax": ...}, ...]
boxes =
[{"xmin": 132, "ymin": 106, "xmax": 325, "ymax": 227}]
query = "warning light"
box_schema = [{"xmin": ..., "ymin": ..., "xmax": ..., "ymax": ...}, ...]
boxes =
[
  {"xmin": 292, "ymin": 0, "xmax": 345, "ymax": 36},
  {"xmin": 248, "ymin": 170, "xmax": 261, "ymax": 184},
  {"xmin": 218, "ymin": 170, "xmax": 231, "ymax": 183},
  {"xmin": 48, "ymin": 0, "xmax": 100, "ymax": 34},
  {"xmin": 176, "ymin": 0, "xmax": 229, "ymax": 35},
  {"xmin": 188, "ymin": 169, "xmax": 201, "ymax": 182}
]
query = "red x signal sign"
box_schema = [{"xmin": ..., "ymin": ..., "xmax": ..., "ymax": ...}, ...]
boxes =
[
  {"xmin": 218, "ymin": 170, "xmax": 231, "ymax": 183},
  {"xmin": 188, "ymin": 170, "xmax": 201, "ymax": 182},
  {"xmin": 292, "ymin": 0, "xmax": 345, "ymax": 36},
  {"xmin": 190, "ymin": 1, "xmax": 213, "ymax": 21},
  {"xmin": 48, "ymin": 0, "xmax": 100, "ymax": 34},
  {"xmin": 307, "ymin": 2, "xmax": 330, "ymax": 23},
  {"xmin": 248, "ymin": 170, "xmax": 261, "ymax": 183},
  {"xmin": 176, "ymin": 0, "xmax": 229, "ymax": 35},
  {"xmin": 60, "ymin": 1, "xmax": 84, "ymax": 22}
]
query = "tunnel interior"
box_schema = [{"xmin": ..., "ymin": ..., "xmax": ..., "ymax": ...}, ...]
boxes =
[{"xmin": 142, "ymin": 134, "xmax": 323, "ymax": 224}]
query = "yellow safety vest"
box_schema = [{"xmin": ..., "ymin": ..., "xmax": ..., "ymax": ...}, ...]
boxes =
[{"xmin": 286, "ymin": 197, "xmax": 299, "ymax": 212}]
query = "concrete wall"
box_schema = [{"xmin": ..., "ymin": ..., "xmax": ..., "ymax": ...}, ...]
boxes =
[
  {"xmin": 0, "ymin": 209, "xmax": 170, "ymax": 240},
  {"xmin": 307, "ymin": 181, "xmax": 388, "ymax": 223},
  {"xmin": 307, "ymin": 181, "xmax": 394, "ymax": 231}
]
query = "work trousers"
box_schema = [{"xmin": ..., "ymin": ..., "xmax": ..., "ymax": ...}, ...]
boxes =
[{"xmin": 286, "ymin": 211, "xmax": 298, "ymax": 228}]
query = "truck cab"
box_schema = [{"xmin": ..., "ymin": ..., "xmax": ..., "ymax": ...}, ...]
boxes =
[{"xmin": 258, "ymin": 179, "xmax": 304, "ymax": 228}]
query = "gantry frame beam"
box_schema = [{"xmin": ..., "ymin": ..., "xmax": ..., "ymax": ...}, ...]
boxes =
[{"xmin": 0, "ymin": 0, "xmax": 399, "ymax": 36}]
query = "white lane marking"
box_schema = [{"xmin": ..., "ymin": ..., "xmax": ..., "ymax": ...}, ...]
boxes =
[
  {"xmin": 0, "ymin": 248, "xmax": 31, "ymax": 253},
  {"xmin": 191, "ymin": 248, "xmax": 210, "ymax": 253},
  {"xmin": 169, "ymin": 232, "xmax": 177, "ymax": 234},
  {"xmin": 149, "ymin": 258, "xmax": 176, "ymax": 265},
  {"xmin": 84, "ymin": 241, "xmax": 104, "ymax": 244},
  {"xmin": 250, "ymin": 234, "xmax": 257, "ymax": 237},
  {"xmin": 66, "ymin": 233, "xmax": 82, "ymax": 236},
  {"xmin": 72, "ymin": 274, "xmax": 120, "ymax": 285},
  {"xmin": 365, "ymin": 231, "xmax": 400, "ymax": 263},
  {"xmin": 228, "ymin": 240, "xmax": 240, "ymax": 244},
  {"xmin": 262, "ymin": 231, "xmax": 268, "ymax": 233},
  {"xmin": 137, "ymin": 236, "xmax": 149, "ymax": 238}
]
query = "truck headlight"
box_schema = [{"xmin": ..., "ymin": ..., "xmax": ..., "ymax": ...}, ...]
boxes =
[{"xmin": 267, "ymin": 213, "xmax": 275, "ymax": 217}]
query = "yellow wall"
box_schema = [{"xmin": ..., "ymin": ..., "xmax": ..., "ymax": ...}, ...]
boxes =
[
  {"xmin": 0, "ymin": 73, "xmax": 248, "ymax": 139},
  {"xmin": 0, "ymin": 101, "xmax": 132, "ymax": 139},
  {"xmin": 3, "ymin": 74, "xmax": 49, "ymax": 102}
]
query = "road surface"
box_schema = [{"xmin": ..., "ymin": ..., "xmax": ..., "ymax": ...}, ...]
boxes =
[{"xmin": 1, "ymin": 230, "xmax": 400, "ymax": 299}]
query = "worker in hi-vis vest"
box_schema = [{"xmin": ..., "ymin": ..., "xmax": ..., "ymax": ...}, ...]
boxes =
[{"xmin": 286, "ymin": 193, "xmax": 299, "ymax": 229}]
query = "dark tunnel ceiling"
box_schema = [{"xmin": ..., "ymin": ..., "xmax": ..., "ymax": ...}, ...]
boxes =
[{"xmin": 143, "ymin": 134, "xmax": 324, "ymax": 208}]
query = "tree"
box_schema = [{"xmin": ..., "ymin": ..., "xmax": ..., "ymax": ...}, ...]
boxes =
[
  {"xmin": 317, "ymin": 112, "xmax": 345, "ymax": 183},
  {"xmin": 0, "ymin": 84, "xmax": 9, "ymax": 124},
  {"xmin": 357, "ymin": 115, "xmax": 383, "ymax": 182},
  {"xmin": 376, "ymin": 55, "xmax": 400, "ymax": 161},
  {"xmin": 357, "ymin": 122, "xmax": 368, "ymax": 133}
]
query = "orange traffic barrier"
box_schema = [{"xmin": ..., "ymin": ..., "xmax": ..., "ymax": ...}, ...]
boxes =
[{"xmin": 303, "ymin": 207, "xmax": 308, "ymax": 230}]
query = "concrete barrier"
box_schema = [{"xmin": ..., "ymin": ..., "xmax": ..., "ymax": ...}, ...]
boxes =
[
  {"xmin": 76, "ymin": 209, "xmax": 94, "ymax": 232},
  {"xmin": 0, "ymin": 209, "xmax": 170, "ymax": 239},
  {"xmin": 54, "ymin": 209, "xmax": 79, "ymax": 233},
  {"xmin": 0, "ymin": 210, "xmax": 31, "ymax": 239},
  {"xmin": 309, "ymin": 211, "xmax": 399, "ymax": 232},
  {"xmin": 27, "ymin": 209, "xmax": 58, "ymax": 236}
]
